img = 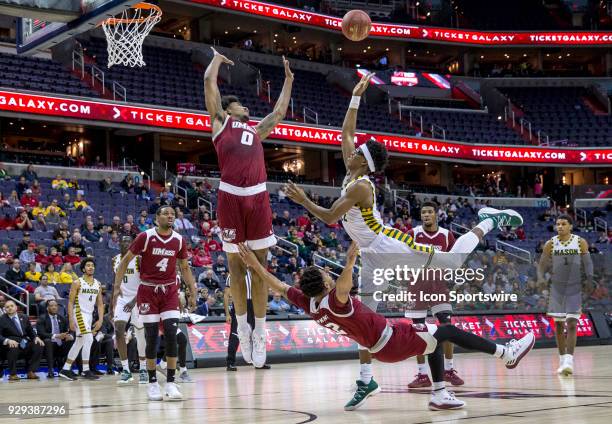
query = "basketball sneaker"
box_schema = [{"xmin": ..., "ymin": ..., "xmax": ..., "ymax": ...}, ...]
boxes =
[
  {"xmin": 559, "ymin": 355, "xmax": 573, "ymax": 376},
  {"xmin": 428, "ymin": 389, "xmax": 465, "ymax": 410},
  {"xmin": 478, "ymin": 207, "xmax": 524, "ymax": 230},
  {"xmin": 408, "ymin": 373, "xmax": 432, "ymax": 388},
  {"xmin": 177, "ymin": 371, "xmax": 194, "ymax": 383},
  {"xmin": 344, "ymin": 379, "xmax": 381, "ymax": 411},
  {"xmin": 164, "ymin": 382, "xmax": 183, "ymax": 401},
  {"xmin": 117, "ymin": 369, "xmax": 133, "ymax": 385},
  {"xmin": 148, "ymin": 382, "xmax": 163, "ymax": 401},
  {"xmin": 237, "ymin": 326, "xmax": 253, "ymax": 364},
  {"xmin": 139, "ymin": 369, "xmax": 148, "ymax": 384},
  {"xmin": 59, "ymin": 369, "xmax": 78, "ymax": 381},
  {"xmin": 444, "ymin": 369, "xmax": 465, "ymax": 386},
  {"xmin": 82, "ymin": 370, "xmax": 100, "ymax": 380},
  {"xmin": 503, "ymin": 332, "xmax": 536, "ymax": 369},
  {"xmin": 251, "ymin": 330, "xmax": 267, "ymax": 368}
]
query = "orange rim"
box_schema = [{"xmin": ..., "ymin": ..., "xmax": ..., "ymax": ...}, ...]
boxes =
[{"xmin": 104, "ymin": 2, "xmax": 162, "ymax": 26}]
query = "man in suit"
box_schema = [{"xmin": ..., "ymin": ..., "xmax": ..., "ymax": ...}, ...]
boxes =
[
  {"xmin": 36, "ymin": 300, "xmax": 74, "ymax": 378},
  {"xmin": 0, "ymin": 300, "xmax": 44, "ymax": 380}
]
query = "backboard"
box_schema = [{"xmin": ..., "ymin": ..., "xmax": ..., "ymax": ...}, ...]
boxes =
[{"xmin": 16, "ymin": 0, "xmax": 141, "ymax": 54}]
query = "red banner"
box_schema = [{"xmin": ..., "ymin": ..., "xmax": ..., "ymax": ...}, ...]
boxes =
[
  {"xmin": 190, "ymin": 0, "xmax": 612, "ymax": 46},
  {"xmin": 1, "ymin": 89, "xmax": 610, "ymax": 165},
  {"xmin": 186, "ymin": 313, "xmax": 595, "ymax": 358}
]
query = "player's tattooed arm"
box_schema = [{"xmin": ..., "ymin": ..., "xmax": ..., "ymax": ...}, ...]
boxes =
[
  {"xmin": 67, "ymin": 280, "xmax": 80, "ymax": 333},
  {"xmin": 342, "ymin": 72, "xmax": 374, "ymax": 167},
  {"xmin": 178, "ymin": 258, "xmax": 198, "ymax": 312},
  {"xmin": 334, "ymin": 242, "xmax": 359, "ymax": 304},
  {"xmin": 238, "ymin": 244, "xmax": 290, "ymax": 298},
  {"xmin": 256, "ymin": 56, "xmax": 294, "ymax": 140},
  {"xmin": 536, "ymin": 239, "xmax": 553, "ymax": 283},
  {"xmin": 284, "ymin": 180, "xmax": 370, "ymax": 225},
  {"xmin": 204, "ymin": 47, "xmax": 234, "ymax": 133}
]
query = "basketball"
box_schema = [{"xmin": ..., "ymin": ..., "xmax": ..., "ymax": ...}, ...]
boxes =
[{"xmin": 341, "ymin": 10, "xmax": 371, "ymax": 42}]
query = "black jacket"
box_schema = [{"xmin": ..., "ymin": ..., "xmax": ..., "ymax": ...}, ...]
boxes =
[
  {"xmin": 0, "ymin": 313, "xmax": 38, "ymax": 344},
  {"xmin": 36, "ymin": 313, "xmax": 69, "ymax": 340}
]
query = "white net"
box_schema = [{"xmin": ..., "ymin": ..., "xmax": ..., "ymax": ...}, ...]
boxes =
[{"xmin": 102, "ymin": 2, "xmax": 162, "ymax": 68}]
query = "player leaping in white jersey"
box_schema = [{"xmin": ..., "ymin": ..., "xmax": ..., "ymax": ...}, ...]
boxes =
[
  {"xmin": 112, "ymin": 236, "xmax": 148, "ymax": 385},
  {"xmin": 284, "ymin": 72, "xmax": 524, "ymax": 411},
  {"xmin": 59, "ymin": 258, "xmax": 104, "ymax": 381}
]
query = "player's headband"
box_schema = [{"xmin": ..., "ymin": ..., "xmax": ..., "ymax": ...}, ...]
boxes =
[{"xmin": 358, "ymin": 143, "xmax": 376, "ymax": 172}]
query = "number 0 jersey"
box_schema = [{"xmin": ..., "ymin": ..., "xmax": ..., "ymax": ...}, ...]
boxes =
[
  {"xmin": 75, "ymin": 277, "xmax": 101, "ymax": 315},
  {"xmin": 113, "ymin": 254, "xmax": 141, "ymax": 298}
]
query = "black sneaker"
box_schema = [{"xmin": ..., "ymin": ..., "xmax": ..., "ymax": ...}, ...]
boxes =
[
  {"xmin": 59, "ymin": 369, "xmax": 78, "ymax": 381},
  {"xmin": 226, "ymin": 363, "xmax": 237, "ymax": 372},
  {"xmin": 47, "ymin": 372, "xmax": 55, "ymax": 379},
  {"xmin": 82, "ymin": 370, "xmax": 100, "ymax": 380},
  {"xmin": 93, "ymin": 370, "xmax": 104, "ymax": 376},
  {"xmin": 106, "ymin": 369, "xmax": 115, "ymax": 375},
  {"xmin": 256, "ymin": 364, "xmax": 271, "ymax": 370}
]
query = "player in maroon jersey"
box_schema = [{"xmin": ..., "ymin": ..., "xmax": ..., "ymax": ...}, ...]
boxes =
[
  {"xmin": 114, "ymin": 205, "xmax": 197, "ymax": 402},
  {"xmin": 238, "ymin": 242, "xmax": 535, "ymax": 411},
  {"xmin": 204, "ymin": 47, "xmax": 294, "ymax": 367},
  {"xmin": 406, "ymin": 201, "xmax": 465, "ymax": 388}
]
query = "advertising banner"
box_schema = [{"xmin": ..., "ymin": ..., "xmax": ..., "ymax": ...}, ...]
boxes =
[{"xmin": 1, "ymin": 90, "xmax": 610, "ymax": 165}]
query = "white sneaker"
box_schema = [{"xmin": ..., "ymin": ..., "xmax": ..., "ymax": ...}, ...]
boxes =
[
  {"xmin": 237, "ymin": 326, "xmax": 253, "ymax": 364},
  {"xmin": 164, "ymin": 382, "xmax": 183, "ymax": 401},
  {"xmin": 556, "ymin": 356, "xmax": 567, "ymax": 374},
  {"xmin": 428, "ymin": 389, "xmax": 465, "ymax": 410},
  {"xmin": 504, "ymin": 332, "xmax": 535, "ymax": 369},
  {"xmin": 560, "ymin": 356, "xmax": 573, "ymax": 376},
  {"xmin": 251, "ymin": 330, "xmax": 267, "ymax": 368},
  {"xmin": 147, "ymin": 382, "xmax": 163, "ymax": 401}
]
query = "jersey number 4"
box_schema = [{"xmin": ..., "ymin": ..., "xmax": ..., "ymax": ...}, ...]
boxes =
[
  {"xmin": 156, "ymin": 258, "xmax": 169, "ymax": 272},
  {"xmin": 324, "ymin": 322, "xmax": 347, "ymax": 335},
  {"xmin": 240, "ymin": 131, "xmax": 253, "ymax": 146}
]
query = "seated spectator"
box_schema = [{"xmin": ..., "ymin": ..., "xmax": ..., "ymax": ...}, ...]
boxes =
[
  {"xmin": 148, "ymin": 197, "xmax": 162, "ymax": 215},
  {"xmin": 136, "ymin": 182, "xmax": 151, "ymax": 200},
  {"xmin": 120, "ymin": 222, "xmax": 138, "ymax": 238},
  {"xmin": 45, "ymin": 199, "xmax": 66, "ymax": 218},
  {"xmin": 52, "ymin": 175, "xmax": 69, "ymax": 190},
  {"xmin": 94, "ymin": 215, "xmax": 108, "ymax": 233},
  {"xmin": 15, "ymin": 232, "xmax": 32, "ymax": 256},
  {"xmin": 4, "ymin": 259, "xmax": 25, "ymax": 289},
  {"xmin": 15, "ymin": 177, "xmax": 29, "ymax": 198},
  {"xmin": 30, "ymin": 180, "xmax": 42, "ymax": 197},
  {"xmin": 192, "ymin": 249, "xmax": 212, "ymax": 267},
  {"xmin": 44, "ymin": 263, "xmax": 61, "ymax": 284},
  {"xmin": 110, "ymin": 215, "xmax": 122, "ymax": 233},
  {"xmin": 67, "ymin": 178, "xmax": 79, "ymax": 190},
  {"xmin": 212, "ymin": 255, "xmax": 228, "ymax": 281},
  {"xmin": 59, "ymin": 193, "xmax": 74, "ymax": 212},
  {"xmin": 203, "ymin": 235, "xmax": 222, "ymax": 254},
  {"xmin": 73, "ymin": 193, "xmax": 93, "ymax": 213},
  {"xmin": 53, "ymin": 235, "xmax": 66, "ymax": 254},
  {"xmin": 82, "ymin": 221, "xmax": 102, "ymax": 243},
  {"xmin": 137, "ymin": 216, "xmax": 149, "ymax": 232},
  {"xmin": 0, "ymin": 213, "xmax": 14, "ymax": 230},
  {"xmin": 0, "ymin": 191, "xmax": 9, "ymax": 207},
  {"xmin": 173, "ymin": 197, "xmax": 189, "ymax": 215},
  {"xmin": 174, "ymin": 209, "xmax": 194, "ymax": 233},
  {"xmin": 47, "ymin": 247, "xmax": 63, "ymax": 267},
  {"xmin": 59, "ymin": 263, "xmax": 78, "ymax": 284},
  {"xmin": 139, "ymin": 209, "xmax": 153, "ymax": 225},
  {"xmin": 198, "ymin": 269, "xmax": 223, "ymax": 291},
  {"xmin": 0, "ymin": 300, "xmax": 44, "ymax": 380},
  {"xmin": 25, "ymin": 262, "xmax": 41, "ymax": 283},
  {"xmin": 18, "ymin": 242, "xmax": 36, "ymax": 265},
  {"xmin": 7, "ymin": 190, "xmax": 20, "ymax": 209},
  {"xmin": 35, "ymin": 245, "xmax": 49, "ymax": 265},
  {"xmin": 34, "ymin": 275, "xmax": 62, "ymax": 308},
  {"xmin": 0, "ymin": 244, "xmax": 14, "ymax": 264},
  {"xmin": 107, "ymin": 231, "xmax": 120, "ymax": 250},
  {"xmin": 99, "ymin": 176, "xmax": 114, "ymax": 193},
  {"xmin": 66, "ymin": 234, "xmax": 87, "ymax": 257},
  {"xmin": 296, "ymin": 211, "xmax": 311, "ymax": 229},
  {"xmin": 120, "ymin": 175, "xmax": 135, "ymax": 193},
  {"xmin": 63, "ymin": 247, "xmax": 82, "ymax": 266},
  {"xmin": 35, "ymin": 300, "xmax": 73, "ymax": 378},
  {"xmin": 32, "ymin": 213, "xmax": 47, "ymax": 231},
  {"xmin": 323, "ymin": 232, "xmax": 339, "ymax": 248},
  {"xmin": 20, "ymin": 189, "xmax": 38, "ymax": 208},
  {"xmin": 32, "ymin": 201, "xmax": 45, "ymax": 217},
  {"xmin": 20, "ymin": 164, "xmax": 38, "ymax": 182},
  {"xmin": 595, "ymin": 231, "xmax": 608, "ymax": 244},
  {"xmin": 268, "ymin": 292, "xmax": 291, "ymax": 313},
  {"xmin": 195, "ymin": 296, "xmax": 216, "ymax": 317}
]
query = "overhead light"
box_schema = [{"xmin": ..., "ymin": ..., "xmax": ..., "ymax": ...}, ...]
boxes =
[
  {"xmin": 9, "ymin": 122, "xmax": 13, "ymax": 125},
  {"xmin": 424, "ymin": 162, "xmax": 429, "ymax": 166},
  {"xmin": 523, "ymin": 53, "xmax": 527, "ymax": 57},
  {"xmin": 413, "ymin": 53, "xmax": 417, "ymax": 56},
  {"xmin": 20, "ymin": 126, "xmax": 24, "ymax": 130},
  {"xmin": 385, "ymin": 47, "xmax": 389, "ymax": 51},
  {"xmin": 337, "ymin": 47, "xmax": 342, "ymax": 51},
  {"xmin": 196, "ymin": 139, "xmax": 201, "ymax": 143},
  {"xmin": 363, "ymin": 49, "xmax": 367, "ymax": 53},
  {"xmin": 178, "ymin": 142, "xmax": 182, "ymax": 145},
  {"xmin": 558, "ymin": 55, "xmax": 562, "ymax": 59},
  {"xmin": 546, "ymin": 53, "xmax": 550, "ymax": 57},
  {"xmin": 480, "ymin": 55, "xmax": 484, "ymax": 59},
  {"xmin": 274, "ymin": 33, "xmax": 278, "ymax": 37},
  {"xmin": 426, "ymin": 12, "xmax": 431, "ymax": 16},
  {"xmin": 294, "ymin": 41, "xmax": 297, "ymax": 44},
  {"xmin": 497, "ymin": 115, "xmax": 502, "ymax": 120},
  {"xmin": 416, "ymin": 1, "xmax": 420, "ymax": 5},
  {"xmin": 292, "ymin": 36, "xmax": 296, "ymax": 40},
  {"xmin": 356, "ymin": 64, "xmax": 361, "ymax": 68},
  {"xmin": 253, "ymin": 30, "xmax": 257, "ymax": 33},
  {"xmin": 566, "ymin": 53, "xmax": 570, "ymax": 56},
  {"xmin": 407, "ymin": 160, "xmax": 411, "ymax": 164},
  {"xmin": 178, "ymin": 29, "xmax": 181, "ymax": 33},
  {"xmin": 140, "ymin": 171, "xmax": 144, "ymax": 176},
  {"xmin": 224, "ymin": 30, "xmax": 228, "ymax": 34},
  {"xmin": 367, "ymin": 46, "xmax": 371, "ymax": 49},
  {"xmin": 236, "ymin": 26, "xmax": 240, "ymax": 30}
]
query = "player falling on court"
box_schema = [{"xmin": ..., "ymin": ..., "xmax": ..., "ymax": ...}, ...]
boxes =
[
  {"xmin": 59, "ymin": 258, "xmax": 104, "ymax": 381},
  {"xmin": 284, "ymin": 71, "xmax": 524, "ymax": 410},
  {"xmin": 204, "ymin": 47, "xmax": 293, "ymax": 367},
  {"xmin": 239, "ymin": 242, "xmax": 535, "ymax": 410},
  {"xmin": 112, "ymin": 236, "xmax": 148, "ymax": 385},
  {"xmin": 537, "ymin": 214, "xmax": 593, "ymax": 376},
  {"xmin": 405, "ymin": 201, "xmax": 464, "ymax": 388},
  {"xmin": 114, "ymin": 206, "xmax": 197, "ymax": 402}
]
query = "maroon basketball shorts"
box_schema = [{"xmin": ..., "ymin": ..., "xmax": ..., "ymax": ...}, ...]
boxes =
[
  {"xmin": 137, "ymin": 281, "xmax": 180, "ymax": 323},
  {"xmin": 217, "ymin": 182, "xmax": 276, "ymax": 253},
  {"xmin": 373, "ymin": 320, "xmax": 438, "ymax": 363}
]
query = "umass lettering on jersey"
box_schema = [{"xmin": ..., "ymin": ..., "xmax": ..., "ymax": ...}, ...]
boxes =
[
  {"xmin": 129, "ymin": 228, "xmax": 187, "ymax": 284},
  {"xmin": 151, "ymin": 247, "xmax": 177, "ymax": 256}
]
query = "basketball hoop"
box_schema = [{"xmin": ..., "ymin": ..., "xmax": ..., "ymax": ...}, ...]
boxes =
[{"xmin": 102, "ymin": 2, "xmax": 162, "ymax": 68}]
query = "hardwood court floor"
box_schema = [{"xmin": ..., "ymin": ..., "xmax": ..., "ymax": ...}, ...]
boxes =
[{"xmin": 0, "ymin": 346, "xmax": 610, "ymax": 423}]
